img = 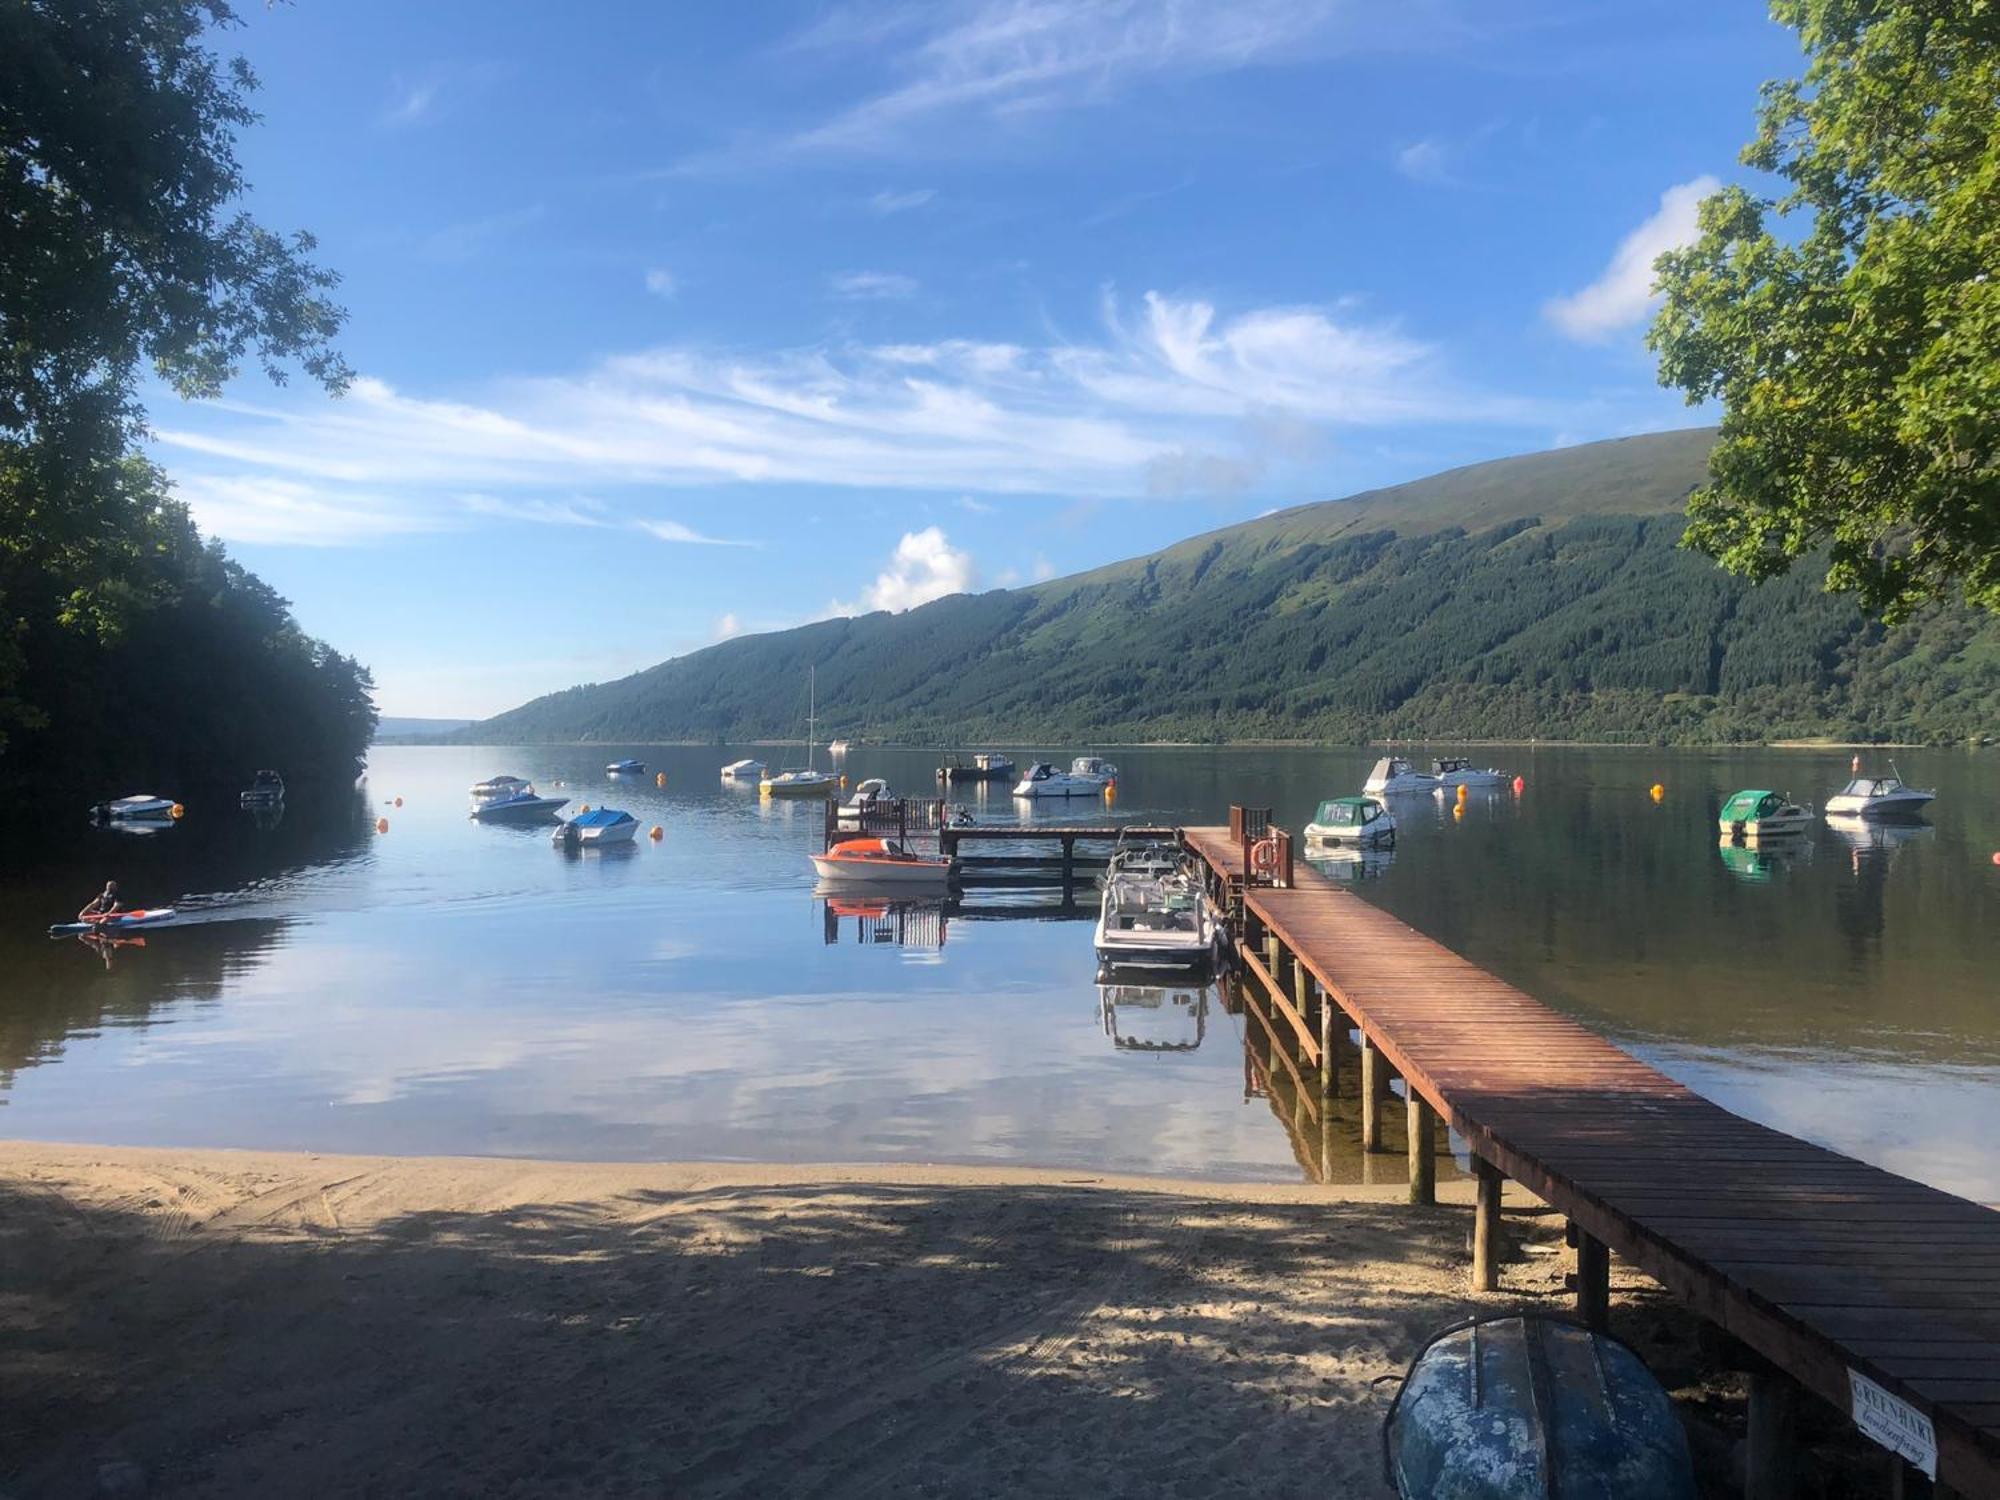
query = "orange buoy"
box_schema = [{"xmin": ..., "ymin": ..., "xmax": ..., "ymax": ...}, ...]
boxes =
[
  {"xmin": 375, "ymin": 817, "xmax": 389, "ymax": 833},
  {"xmin": 655, "ymin": 772, "xmax": 666, "ymax": 787},
  {"xmin": 170, "ymin": 802, "xmax": 185, "ymax": 819},
  {"xmin": 1992, "ymin": 851, "xmax": 2000, "ymax": 866},
  {"xmin": 1511, "ymin": 776, "xmax": 1525, "ymax": 795},
  {"xmin": 1650, "ymin": 783, "xmax": 1665, "ymax": 802},
  {"xmin": 649, "ymin": 824, "xmax": 663, "ymax": 841},
  {"xmin": 1455, "ymin": 783, "xmax": 1468, "ymax": 804},
  {"xmin": 1451, "ymin": 802, "xmax": 1464, "ymax": 820},
  {"xmin": 578, "ymin": 803, "xmax": 590, "ymax": 814}
]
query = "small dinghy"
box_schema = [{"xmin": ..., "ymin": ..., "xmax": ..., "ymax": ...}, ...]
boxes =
[
  {"xmin": 1384, "ymin": 1316, "xmax": 1695, "ymax": 1499},
  {"xmin": 810, "ymin": 837, "xmax": 952, "ymax": 888},
  {"xmin": 49, "ymin": 907, "xmax": 178, "ymax": 936}
]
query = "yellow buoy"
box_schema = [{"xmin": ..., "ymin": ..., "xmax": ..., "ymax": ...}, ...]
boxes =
[
  {"xmin": 1455, "ymin": 783, "xmax": 1468, "ymax": 804},
  {"xmin": 375, "ymin": 817, "xmax": 389, "ymax": 834},
  {"xmin": 649, "ymin": 824, "xmax": 663, "ymax": 841},
  {"xmin": 655, "ymin": 772, "xmax": 666, "ymax": 787},
  {"xmin": 1650, "ymin": 783, "xmax": 1665, "ymax": 802},
  {"xmin": 170, "ymin": 802, "xmax": 185, "ymax": 820}
]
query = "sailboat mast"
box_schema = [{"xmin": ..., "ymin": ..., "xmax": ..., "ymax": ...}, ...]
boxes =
[{"xmin": 807, "ymin": 665, "xmax": 816, "ymax": 772}]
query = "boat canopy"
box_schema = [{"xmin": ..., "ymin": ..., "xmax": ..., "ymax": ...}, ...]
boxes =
[
  {"xmin": 1837, "ymin": 777, "xmax": 1902, "ymax": 798},
  {"xmin": 570, "ymin": 808, "xmax": 634, "ymax": 828},
  {"xmin": 1720, "ymin": 790, "xmax": 1785, "ymax": 821},
  {"xmin": 1314, "ymin": 797, "xmax": 1381, "ymax": 826}
]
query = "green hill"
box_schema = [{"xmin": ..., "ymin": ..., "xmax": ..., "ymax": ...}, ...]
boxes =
[{"xmin": 466, "ymin": 430, "xmax": 2000, "ymax": 746}]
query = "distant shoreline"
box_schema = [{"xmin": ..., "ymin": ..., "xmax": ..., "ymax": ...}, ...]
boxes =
[{"xmin": 373, "ymin": 736, "xmax": 1967, "ymax": 752}]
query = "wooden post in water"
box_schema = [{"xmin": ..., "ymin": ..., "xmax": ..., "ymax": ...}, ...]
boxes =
[
  {"xmin": 1359, "ymin": 1035, "xmax": 1384, "ymax": 1151},
  {"xmin": 1406, "ymin": 1091, "xmax": 1436, "ymax": 1206},
  {"xmin": 1472, "ymin": 1155, "xmax": 1502, "ymax": 1291},
  {"xmin": 1574, "ymin": 1227, "xmax": 1610, "ymax": 1333}
]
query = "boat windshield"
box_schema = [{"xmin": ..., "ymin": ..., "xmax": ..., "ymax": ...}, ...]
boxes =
[
  {"xmin": 1839, "ymin": 777, "xmax": 1899, "ymax": 797},
  {"xmin": 1315, "ymin": 800, "xmax": 1360, "ymax": 826}
]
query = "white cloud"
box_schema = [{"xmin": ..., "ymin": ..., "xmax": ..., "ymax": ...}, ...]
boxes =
[
  {"xmin": 1031, "ymin": 555, "xmax": 1056, "ymax": 582},
  {"xmin": 829, "ymin": 270, "xmax": 919, "ymax": 300},
  {"xmin": 151, "ymin": 288, "xmax": 1539, "ymax": 546},
  {"xmin": 1544, "ymin": 175, "xmax": 1720, "ymax": 342},
  {"xmin": 869, "ymin": 187, "xmax": 937, "ymax": 214},
  {"xmin": 776, "ymin": 0, "xmax": 1374, "ymax": 157},
  {"xmin": 1395, "ymin": 140, "xmax": 1452, "ymax": 186},
  {"xmin": 715, "ymin": 612, "xmax": 744, "ymax": 640},
  {"xmin": 644, "ymin": 267, "xmax": 678, "ymax": 298},
  {"xmin": 955, "ymin": 495, "xmax": 996, "ymax": 514},
  {"xmin": 832, "ymin": 527, "xmax": 977, "ymax": 615},
  {"xmin": 636, "ymin": 519, "xmax": 755, "ymax": 546}
]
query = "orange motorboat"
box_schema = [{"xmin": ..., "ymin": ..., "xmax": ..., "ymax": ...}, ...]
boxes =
[{"xmin": 809, "ymin": 837, "xmax": 953, "ymax": 887}]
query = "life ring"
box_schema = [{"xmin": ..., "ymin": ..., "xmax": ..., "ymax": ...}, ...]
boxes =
[{"xmin": 1249, "ymin": 835, "xmax": 1280, "ymax": 875}]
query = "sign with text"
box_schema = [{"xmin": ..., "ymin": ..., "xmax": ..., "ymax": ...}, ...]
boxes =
[{"xmin": 1849, "ymin": 1370, "xmax": 1936, "ymax": 1479}]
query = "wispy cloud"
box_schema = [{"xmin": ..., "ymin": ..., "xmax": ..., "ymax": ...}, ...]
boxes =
[
  {"xmin": 869, "ymin": 187, "xmax": 937, "ymax": 214},
  {"xmin": 830, "ymin": 527, "xmax": 978, "ymax": 615},
  {"xmin": 637, "ymin": 519, "xmax": 755, "ymax": 546},
  {"xmin": 376, "ymin": 61, "xmax": 512, "ymax": 131},
  {"xmin": 644, "ymin": 267, "xmax": 678, "ymax": 298},
  {"xmin": 380, "ymin": 77, "xmax": 440, "ymax": 129},
  {"xmin": 714, "ymin": 612, "xmax": 744, "ymax": 640},
  {"xmin": 416, "ymin": 203, "xmax": 546, "ymax": 263},
  {"xmin": 153, "ymin": 289, "xmax": 1543, "ymax": 547},
  {"xmin": 1394, "ymin": 139, "xmax": 1453, "ymax": 186},
  {"xmin": 829, "ymin": 270, "xmax": 919, "ymax": 300},
  {"xmin": 1545, "ymin": 175, "xmax": 1719, "ymax": 341}
]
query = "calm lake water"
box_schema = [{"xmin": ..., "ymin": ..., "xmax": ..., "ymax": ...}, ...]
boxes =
[{"xmin": 2, "ymin": 744, "xmax": 1996, "ymax": 1195}]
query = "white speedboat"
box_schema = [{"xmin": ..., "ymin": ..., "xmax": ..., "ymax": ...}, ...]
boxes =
[
  {"xmin": 553, "ymin": 807, "xmax": 639, "ymax": 847},
  {"xmin": 720, "ymin": 758, "xmax": 766, "ymax": 781},
  {"xmin": 1012, "ymin": 756, "xmax": 1118, "ymax": 798},
  {"xmin": 1103, "ymin": 838, "xmax": 1191, "ymax": 882},
  {"xmin": 810, "ymin": 836, "xmax": 952, "ymax": 888},
  {"xmin": 1094, "ymin": 870, "xmax": 1219, "ymax": 971},
  {"xmin": 1718, "ymin": 789, "xmax": 1814, "ymax": 840},
  {"xmin": 1303, "ymin": 796, "xmax": 1397, "ymax": 847},
  {"xmin": 472, "ymin": 774, "xmax": 531, "ymax": 803},
  {"xmin": 843, "ymin": 777, "xmax": 893, "ymax": 810},
  {"xmin": 95, "ymin": 794, "xmax": 176, "ymax": 822},
  {"xmin": 1430, "ymin": 757, "xmax": 1508, "ymax": 789},
  {"xmin": 826, "ymin": 739, "xmax": 852, "ymax": 756},
  {"xmin": 471, "ymin": 780, "xmax": 567, "ymax": 822},
  {"xmin": 1824, "ymin": 768, "xmax": 1934, "ymax": 820},
  {"xmin": 1363, "ymin": 757, "xmax": 1438, "ymax": 796}
]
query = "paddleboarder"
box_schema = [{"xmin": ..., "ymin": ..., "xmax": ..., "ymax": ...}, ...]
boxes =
[{"xmin": 77, "ymin": 880, "xmax": 122, "ymax": 923}]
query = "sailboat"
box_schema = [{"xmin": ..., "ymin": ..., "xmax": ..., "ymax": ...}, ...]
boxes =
[{"xmin": 762, "ymin": 666, "xmax": 838, "ymax": 798}]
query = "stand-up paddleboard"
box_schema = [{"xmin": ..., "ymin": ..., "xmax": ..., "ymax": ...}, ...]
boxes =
[{"xmin": 48, "ymin": 907, "xmax": 177, "ymax": 936}]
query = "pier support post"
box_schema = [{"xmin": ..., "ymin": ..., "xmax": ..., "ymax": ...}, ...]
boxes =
[
  {"xmin": 1264, "ymin": 931, "xmax": 1282, "ymax": 988},
  {"xmin": 1406, "ymin": 1092, "xmax": 1436, "ymax": 1206},
  {"xmin": 1745, "ymin": 1371, "xmax": 1798, "ymax": 1500},
  {"xmin": 1472, "ymin": 1156, "xmax": 1502, "ymax": 1291},
  {"xmin": 1574, "ymin": 1227, "xmax": 1610, "ymax": 1333},
  {"xmin": 1359, "ymin": 1036, "xmax": 1384, "ymax": 1152},
  {"xmin": 1314, "ymin": 979, "xmax": 1337, "ymax": 1098}
]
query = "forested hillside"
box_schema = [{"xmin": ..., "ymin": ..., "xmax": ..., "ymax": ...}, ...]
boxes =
[{"xmin": 468, "ymin": 431, "xmax": 2000, "ymax": 747}]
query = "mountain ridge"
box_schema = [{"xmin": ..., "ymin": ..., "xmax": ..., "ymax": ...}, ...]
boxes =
[{"xmin": 463, "ymin": 429, "xmax": 2000, "ymax": 746}]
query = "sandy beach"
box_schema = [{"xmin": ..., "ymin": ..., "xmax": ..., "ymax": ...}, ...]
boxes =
[{"xmin": 0, "ymin": 1141, "xmax": 1687, "ymax": 1499}]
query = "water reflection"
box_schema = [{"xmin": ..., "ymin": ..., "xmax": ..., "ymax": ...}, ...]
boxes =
[
  {"xmin": 1823, "ymin": 814, "xmax": 1933, "ymax": 865},
  {"xmin": 1303, "ymin": 843, "xmax": 1397, "ymax": 884},
  {"xmin": 819, "ymin": 895, "xmax": 950, "ymax": 952},
  {"xmin": 1096, "ymin": 976, "xmax": 1211, "ymax": 1053},
  {"xmin": 1716, "ymin": 833, "xmax": 1814, "ymax": 882}
]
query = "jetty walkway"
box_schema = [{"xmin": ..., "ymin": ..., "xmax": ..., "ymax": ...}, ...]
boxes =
[{"xmin": 1180, "ymin": 816, "xmax": 1997, "ymax": 1497}]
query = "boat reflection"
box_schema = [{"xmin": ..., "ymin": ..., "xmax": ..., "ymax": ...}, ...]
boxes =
[
  {"xmin": 1303, "ymin": 842, "xmax": 1397, "ymax": 884},
  {"xmin": 1716, "ymin": 833, "xmax": 1814, "ymax": 882},
  {"xmin": 1823, "ymin": 813, "xmax": 1933, "ymax": 867},
  {"xmin": 1096, "ymin": 973, "xmax": 1211, "ymax": 1053},
  {"xmin": 817, "ymin": 892, "xmax": 949, "ymax": 951}
]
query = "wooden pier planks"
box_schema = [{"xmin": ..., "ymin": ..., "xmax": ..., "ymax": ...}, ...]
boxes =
[{"xmin": 1182, "ymin": 826, "xmax": 2000, "ymax": 1492}]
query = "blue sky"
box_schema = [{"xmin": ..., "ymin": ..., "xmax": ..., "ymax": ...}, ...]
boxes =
[{"xmin": 154, "ymin": 1, "xmax": 1801, "ymax": 717}]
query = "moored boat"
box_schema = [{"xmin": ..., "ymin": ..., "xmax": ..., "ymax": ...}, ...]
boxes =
[
  {"xmin": 809, "ymin": 836, "xmax": 953, "ymax": 887},
  {"xmin": 1012, "ymin": 756, "xmax": 1118, "ymax": 798},
  {"xmin": 605, "ymin": 759, "xmax": 646, "ymax": 776},
  {"xmin": 1384, "ymin": 1316, "xmax": 1695, "ymax": 1498},
  {"xmin": 470, "ymin": 780, "xmax": 568, "ymax": 822},
  {"xmin": 1718, "ymin": 789, "xmax": 1814, "ymax": 840},
  {"xmin": 1430, "ymin": 756, "xmax": 1508, "ymax": 789},
  {"xmin": 826, "ymin": 739, "xmax": 851, "ymax": 756},
  {"xmin": 1824, "ymin": 766, "xmax": 1934, "ymax": 820},
  {"xmin": 94, "ymin": 794, "xmax": 177, "ymax": 822},
  {"xmin": 1363, "ymin": 757, "xmax": 1439, "ymax": 796},
  {"xmin": 1094, "ymin": 869, "xmax": 1220, "ymax": 971},
  {"xmin": 1303, "ymin": 796, "xmax": 1396, "ymax": 847},
  {"xmin": 552, "ymin": 808, "xmax": 639, "ymax": 847},
  {"xmin": 937, "ymin": 752, "xmax": 1016, "ymax": 784},
  {"xmin": 843, "ymin": 777, "xmax": 893, "ymax": 810},
  {"xmin": 764, "ymin": 666, "xmax": 836, "ymax": 797},
  {"xmin": 720, "ymin": 758, "xmax": 766, "ymax": 782}
]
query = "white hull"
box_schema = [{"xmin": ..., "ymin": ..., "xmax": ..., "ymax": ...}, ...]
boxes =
[
  {"xmin": 1012, "ymin": 775, "xmax": 1110, "ymax": 798},
  {"xmin": 1718, "ymin": 814, "xmax": 1813, "ymax": 839},
  {"xmin": 1094, "ymin": 874, "xmax": 1218, "ymax": 971},
  {"xmin": 471, "ymin": 795, "xmax": 568, "ymax": 822},
  {"xmin": 763, "ymin": 773, "xmax": 836, "ymax": 797},
  {"xmin": 572, "ymin": 823, "xmax": 637, "ymax": 845},
  {"xmin": 720, "ymin": 760, "xmax": 766, "ymax": 781},
  {"xmin": 1433, "ymin": 769, "xmax": 1505, "ymax": 789},
  {"xmin": 103, "ymin": 795, "xmax": 175, "ymax": 820},
  {"xmin": 1824, "ymin": 791, "xmax": 1933, "ymax": 818},
  {"xmin": 809, "ymin": 856, "xmax": 950, "ymax": 886},
  {"xmin": 1363, "ymin": 772, "xmax": 1437, "ymax": 796},
  {"xmin": 1305, "ymin": 823, "xmax": 1396, "ymax": 848}
]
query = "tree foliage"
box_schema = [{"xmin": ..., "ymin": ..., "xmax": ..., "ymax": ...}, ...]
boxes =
[
  {"xmin": 0, "ymin": 0, "xmax": 372, "ymax": 783},
  {"xmin": 1650, "ymin": 0, "xmax": 2000, "ymax": 619}
]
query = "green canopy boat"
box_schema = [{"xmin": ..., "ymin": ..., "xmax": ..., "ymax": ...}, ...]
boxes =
[{"xmin": 1717, "ymin": 789, "xmax": 1813, "ymax": 840}]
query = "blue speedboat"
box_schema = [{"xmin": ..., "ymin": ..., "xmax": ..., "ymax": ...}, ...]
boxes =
[
  {"xmin": 553, "ymin": 807, "xmax": 639, "ymax": 848},
  {"xmin": 605, "ymin": 759, "xmax": 646, "ymax": 775}
]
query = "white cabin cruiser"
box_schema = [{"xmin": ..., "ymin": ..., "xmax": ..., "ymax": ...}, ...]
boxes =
[
  {"xmin": 1824, "ymin": 769, "xmax": 1934, "ymax": 820},
  {"xmin": 1303, "ymin": 796, "xmax": 1397, "ymax": 847},
  {"xmin": 843, "ymin": 777, "xmax": 893, "ymax": 810},
  {"xmin": 470, "ymin": 779, "xmax": 567, "ymax": 822},
  {"xmin": 826, "ymin": 739, "xmax": 851, "ymax": 756},
  {"xmin": 1012, "ymin": 756, "xmax": 1119, "ymax": 798},
  {"xmin": 1094, "ymin": 871, "xmax": 1219, "ymax": 971},
  {"xmin": 1363, "ymin": 757, "xmax": 1438, "ymax": 796},
  {"xmin": 720, "ymin": 758, "xmax": 766, "ymax": 781},
  {"xmin": 1430, "ymin": 757, "xmax": 1508, "ymax": 789}
]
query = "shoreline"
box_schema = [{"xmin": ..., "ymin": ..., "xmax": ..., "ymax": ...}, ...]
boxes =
[{"xmin": 0, "ymin": 1141, "xmax": 1621, "ymax": 1499}]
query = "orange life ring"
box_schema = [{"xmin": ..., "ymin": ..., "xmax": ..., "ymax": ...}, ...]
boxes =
[{"xmin": 1249, "ymin": 835, "xmax": 1279, "ymax": 875}]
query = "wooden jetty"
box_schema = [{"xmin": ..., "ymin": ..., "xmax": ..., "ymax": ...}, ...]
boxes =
[{"xmin": 1183, "ymin": 809, "xmax": 1997, "ymax": 1496}]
